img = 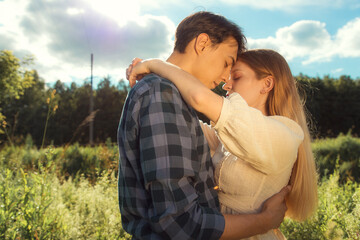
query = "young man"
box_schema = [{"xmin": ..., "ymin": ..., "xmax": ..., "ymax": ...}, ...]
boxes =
[{"xmin": 118, "ymin": 11, "xmax": 290, "ymax": 239}]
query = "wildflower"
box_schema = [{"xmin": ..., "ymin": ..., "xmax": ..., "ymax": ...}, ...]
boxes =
[
  {"xmin": 51, "ymin": 89, "xmax": 56, "ymax": 99},
  {"xmin": 46, "ymin": 98, "xmax": 50, "ymax": 104},
  {"xmin": 2, "ymin": 120, "xmax": 6, "ymax": 128},
  {"xmin": 53, "ymin": 105, "xmax": 58, "ymax": 113}
]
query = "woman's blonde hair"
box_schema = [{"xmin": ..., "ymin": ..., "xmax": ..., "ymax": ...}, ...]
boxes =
[{"xmin": 238, "ymin": 49, "xmax": 318, "ymax": 221}]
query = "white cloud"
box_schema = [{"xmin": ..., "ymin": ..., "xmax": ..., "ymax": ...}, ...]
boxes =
[
  {"xmin": 332, "ymin": 68, "xmax": 344, "ymax": 74},
  {"xmin": 220, "ymin": 0, "xmax": 358, "ymax": 11},
  {"xmin": 335, "ymin": 18, "xmax": 360, "ymax": 58},
  {"xmin": 0, "ymin": 0, "xmax": 175, "ymax": 83},
  {"xmin": 67, "ymin": 8, "xmax": 85, "ymax": 15},
  {"xmin": 248, "ymin": 18, "xmax": 360, "ymax": 65},
  {"xmin": 1, "ymin": 0, "xmax": 358, "ymax": 82}
]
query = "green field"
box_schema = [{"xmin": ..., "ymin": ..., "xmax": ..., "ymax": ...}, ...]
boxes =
[{"xmin": 1, "ymin": 134, "xmax": 360, "ymax": 239}]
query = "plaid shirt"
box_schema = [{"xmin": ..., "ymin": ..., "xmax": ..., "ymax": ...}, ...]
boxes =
[{"xmin": 118, "ymin": 74, "xmax": 225, "ymax": 240}]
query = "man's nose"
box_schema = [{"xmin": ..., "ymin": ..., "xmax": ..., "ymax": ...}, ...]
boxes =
[
  {"xmin": 222, "ymin": 82, "xmax": 232, "ymax": 91},
  {"xmin": 221, "ymin": 72, "xmax": 231, "ymax": 83},
  {"xmin": 223, "ymin": 73, "xmax": 234, "ymax": 90}
]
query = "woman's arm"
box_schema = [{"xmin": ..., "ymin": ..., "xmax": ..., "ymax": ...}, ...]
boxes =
[{"xmin": 128, "ymin": 59, "xmax": 223, "ymax": 123}]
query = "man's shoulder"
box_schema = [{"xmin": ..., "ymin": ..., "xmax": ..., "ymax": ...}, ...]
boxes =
[{"xmin": 129, "ymin": 73, "xmax": 180, "ymax": 97}]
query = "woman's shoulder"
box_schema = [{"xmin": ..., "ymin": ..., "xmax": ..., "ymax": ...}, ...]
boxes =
[
  {"xmin": 228, "ymin": 92, "xmax": 304, "ymax": 139},
  {"xmin": 216, "ymin": 92, "xmax": 304, "ymax": 144},
  {"xmin": 269, "ymin": 115, "xmax": 304, "ymax": 141}
]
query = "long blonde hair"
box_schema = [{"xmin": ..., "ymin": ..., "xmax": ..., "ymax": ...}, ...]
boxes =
[{"xmin": 238, "ymin": 49, "xmax": 318, "ymax": 221}]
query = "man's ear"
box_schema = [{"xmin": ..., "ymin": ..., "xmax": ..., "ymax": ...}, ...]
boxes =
[
  {"xmin": 194, "ymin": 33, "xmax": 211, "ymax": 55},
  {"xmin": 261, "ymin": 76, "xmax": 274, "ymax": 94}
]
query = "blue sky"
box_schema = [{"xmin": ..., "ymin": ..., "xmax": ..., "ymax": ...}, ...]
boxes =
[{"xmin": 0, "ymin": 0, "xmax": 359, "ymax": 87}]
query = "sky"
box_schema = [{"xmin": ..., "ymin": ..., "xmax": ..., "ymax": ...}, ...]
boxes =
[{"xmin": 0, "ymin": 0, "xmax": 359, "ymax": 87}]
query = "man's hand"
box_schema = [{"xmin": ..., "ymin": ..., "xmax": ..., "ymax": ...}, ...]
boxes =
[
  {"xmin": 260, "ymin": 185, "xmax": 291, "ymax": 230},
  {"xmin": 220, "ymin": 186, "xmax": 291, "ymax": 239}
]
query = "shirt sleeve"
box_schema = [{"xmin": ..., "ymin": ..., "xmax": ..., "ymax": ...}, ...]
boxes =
[
  {"xmin": 212, "ymin": 93, "xmax": 304, "ymax": 174},
  {"xmin": 138, "ymin": 80, "xmax": 225, "ymax": 239},
  {"xmin": 199, "ymin": 120, "xmax": 220, "ymax": 156}
]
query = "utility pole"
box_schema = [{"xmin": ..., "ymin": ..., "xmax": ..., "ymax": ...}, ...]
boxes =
[{"xmin": 89, "ymin": 53, "xmax": 94, "ymax": 146}]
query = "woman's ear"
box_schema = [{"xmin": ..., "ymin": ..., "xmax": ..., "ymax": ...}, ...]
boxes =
[
  {"xmin": 194, "ymin": 33, "xmax": 211, "ymax": 55},
  {"xmin": 261, "ymin": 76, "xmax": 274, "ymax": 94}
]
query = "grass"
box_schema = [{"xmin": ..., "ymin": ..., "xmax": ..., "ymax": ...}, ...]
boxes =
[
  {"xmin": 0, "ymin": 163, "xmax": 131, "ymax": 240},
  {"xmin": 0, "ymin": 134, "xmax": 360, "ymax": 239}
]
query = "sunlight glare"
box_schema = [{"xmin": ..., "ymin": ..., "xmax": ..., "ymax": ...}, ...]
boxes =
[{"xmin": 89, "ymin": 0, "xmax": 140, "ymax": 26}]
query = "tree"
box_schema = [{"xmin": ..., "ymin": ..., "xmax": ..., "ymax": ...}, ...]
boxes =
[
  {"xmin": 1, "ymin": 71, "xmax": 48, "ymax": 145},
  {"xmin": 0, "ymin": 50, "xmax": 35, "ymax": 135},
  {"xmin": 94, "ymin": 76, "xmax": 128, "ymax": 142}
]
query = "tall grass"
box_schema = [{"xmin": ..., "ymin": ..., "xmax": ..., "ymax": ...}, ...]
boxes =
[
  {"xmin": 0, "ymin": 162, "xmax": 130, "ymax": 240},
  {"xmin": 312, "ymin": 134, "xmax": 360, "ymax": 182},
  {"xmin": 0, "ymin": 140, "xmax": 118, "ymax": 183},
  {"xmin": 0, "ymin": 134, "xmax": 360, "ymax": 239},
  {"xmin": 280, "ymin": 170, "xmax": 360, "ymax": 239}
]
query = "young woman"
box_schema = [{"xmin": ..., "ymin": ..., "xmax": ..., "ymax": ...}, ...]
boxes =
[{"xmin": 127, "ymin": 49, "xmax": 318, "ymax": 239}]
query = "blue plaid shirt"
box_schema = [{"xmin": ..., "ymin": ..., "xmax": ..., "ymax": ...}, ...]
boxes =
[{"xmin": 118, "ymin": 74, "xmax": 225, "ymax": 239}]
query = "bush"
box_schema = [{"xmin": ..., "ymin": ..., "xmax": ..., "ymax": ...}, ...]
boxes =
[
  {"xmin": 0, "ymin": 164, "xmax": 131, "ymax": 240},
  {"xmin": 280, "ymin": 170, "xmax": 360, "ymax": 239},
  {"xmin": 313, "ymin": 133, "xmax": 360, "ymax": 182},
  {"xmin": 3, "ymin": 134, "xmax": 360, "ymax": 185},
  {"xmin": 1, "ymin": 137, "xmax": 360, "ymax": 239},
  {"xmin": 0, "ymin": 143, "xmax": 119, "ymax": 182}
]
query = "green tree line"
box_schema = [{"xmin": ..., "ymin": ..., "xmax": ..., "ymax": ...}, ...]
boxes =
[{"xmin": 1, "ymin": 50, "xmax": 360, "ymax": 146}]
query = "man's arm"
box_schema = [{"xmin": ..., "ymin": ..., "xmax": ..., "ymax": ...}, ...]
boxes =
[{"xmin": 220, "ymin": 186, "xmax": 291, "ymax": 240}]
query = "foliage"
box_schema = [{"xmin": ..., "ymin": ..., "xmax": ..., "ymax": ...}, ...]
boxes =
[
  {"xmin": 312, "ymin": 133, "xmax": 360, "ymax": 182},
  {"xmin": 0, "ymin": 71, "xmax": 48, "ymax": 145},
  {"xmin": 1, "ymin": 134, "xmax": 360, "ymax": 185},
  {"xmin": 0, "ymin": 141, "xmax": 119, "ymax": 182},
  {"xmin": 0, "ymin": 162, "xmax": 131, "ymax": 239},
  {"xmin": 0, "ymin": 50, "xmax": 35, "ymax": 133},
  {"xmin": 0, "ymin": 74, "xmax": 129, "ymax": 146},
  {"xmin": 1, "ymin": 141, "xmax": 360, "ymax": 239},
  {"xmin": 0, "ymin": 50, "xmax": 34, "ymax": 105},
  {"xmin": 280, "ymin": 171, "xmax": 360, "ymax": 240},
  {"xmin": 296, "ymin": 74, "xmax": 360, "ymax": 138},
  {"xmin": 1, "ymin": 61, "xmax": 360, "ymax": 146}
]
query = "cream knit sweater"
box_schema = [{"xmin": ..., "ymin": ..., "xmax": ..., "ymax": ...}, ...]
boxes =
[{"xmin": 200, "ymin": 93, "xmax": 304, "ymax": 240}]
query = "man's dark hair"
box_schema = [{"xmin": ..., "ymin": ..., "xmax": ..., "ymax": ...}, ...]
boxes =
[{"xmin": 174, "ymin": 11, "xmax": 247, "ymax": 55}]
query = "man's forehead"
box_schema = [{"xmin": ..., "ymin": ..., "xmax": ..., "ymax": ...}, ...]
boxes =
[
  {"xmin": 228, "ymin": 41, "xmax": 239, "ymax": 47},
  {"xmin": 224, "ymin": 36, "xmax": 239, "ymax": 45},
  {"xmin": 227, "ymin": 55, "xmax": 236, "ymax": 66},
  {"xmin": 217, "ymin": 41, "xmax": 238, "ymax": 53}
]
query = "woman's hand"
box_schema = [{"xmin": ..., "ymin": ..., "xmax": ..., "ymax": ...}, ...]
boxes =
[{"xmin": 126, "ymin": 58, "xmax": 153, "ymax": 88}]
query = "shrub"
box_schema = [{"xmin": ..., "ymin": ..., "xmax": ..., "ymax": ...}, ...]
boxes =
[
  {"xmin": 0, "ymin": 164, "xmax": 130, "ymax": 240},
  {"xmin": 313, "ymin": 133, "xmax": 360, "ymax": 182},
  {"xmin": 280, "ymin": 170, "xmax": 360, "ymax": 239}
]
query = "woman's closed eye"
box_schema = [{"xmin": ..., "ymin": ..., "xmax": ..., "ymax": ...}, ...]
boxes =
[{"xmin": 232, "ymin": 74, "xmax": 241, "ymax": 82}]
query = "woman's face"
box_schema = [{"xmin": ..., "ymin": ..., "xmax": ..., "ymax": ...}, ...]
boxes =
[{"xmin": 223, "ymin": 61, "xmax": 265, "ymax": 107}]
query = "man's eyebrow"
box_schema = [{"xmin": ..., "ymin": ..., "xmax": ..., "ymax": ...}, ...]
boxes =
[{"xmin": 229, "ymin": 56, "xmax": 235, "ymax": 66}]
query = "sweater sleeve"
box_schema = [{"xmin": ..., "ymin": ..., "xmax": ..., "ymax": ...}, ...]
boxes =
[{"xmin": 212, "ymin": 93, "xmax": 304, "ymax": 174}]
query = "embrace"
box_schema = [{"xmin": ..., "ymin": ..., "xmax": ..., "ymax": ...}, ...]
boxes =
[{"xmin": 117, "ymin": 11, "xmax": 318, "ymax": 240}]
